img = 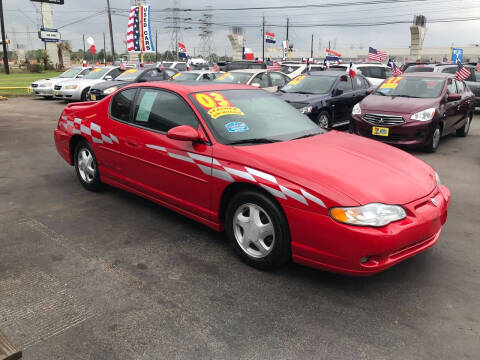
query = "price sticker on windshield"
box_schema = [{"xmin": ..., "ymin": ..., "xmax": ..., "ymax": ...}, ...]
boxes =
[
  {"xmin": 172, "ymin": 73, "xmax": 181, "ymax": 79},
  {"xmin": 288, "ymin": 75, "xmax": 306, "ymax": 85},
  {"xmin": 90, "ymin": 68, "xmax": 102, "ymax": 73},
  {"xmin": 124, "ymin": 68, "xmax": 137, "ymax": 74},
  {"xmin": 194, "ymin": 92, "xmax": 244, "ymax": 119},
  {"xmin": 380, "ymin": 76, "xmax": 403, "ymax": 89},
  {"xmin": 216, "ymin": 72, "xmax": 231, "ymax": 80}
]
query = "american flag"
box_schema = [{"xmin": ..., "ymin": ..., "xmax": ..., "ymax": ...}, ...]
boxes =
[
  {"xmin": 266, "ymin": 60, "xmax": 281, "ymax": 71},
  {"xmin": 127, "ymin": 5, "xmax": 155, "ymax": 52},
  {"xmin": 392, "ymin": 61, "xmax": 403, "ymax": 76},
  {"xmin": 455, "ymin": 61, "xmax": 471, "ymax": 81},
  {"xmin": 476, "ymin": 57, "xmax": 480, "ymax": 72},
  {"xmin": 367, "ymin": 47, "xmax": 387, "ymax": 62}
]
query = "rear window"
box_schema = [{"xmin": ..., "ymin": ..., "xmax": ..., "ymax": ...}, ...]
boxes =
[
  {"xmin": 357, "ymin": 66, "xmax": 385, "ymax": 79},
  {"xmin": 404, "ymin": 66, "xmax": 435, "ymax": 73},
  {"xmin": 281, "ymin": 64, "xmax": 302, "ymax": 74}
]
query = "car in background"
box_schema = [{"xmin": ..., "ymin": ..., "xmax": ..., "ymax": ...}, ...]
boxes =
[
  {"xmin": 53, "ymin": 82, "xmax": 450, "ymax": 275},
  {"xmin": 280, "ymin": 62, "xmax": 325, "ymax": 79},
  {"xmin": 53, "ymin": 66, "xmax": 124, "ymax": 101},
  {"xmin": 30, "ymin": 67, "xmax": 92, "ymax": 98},
  {"xmin": 88, "ymin": 65, "xmax": 177, "ymax": 101},
  {"xmin": 351, "ymin": 73, "xmax": 474, "ymax": 152},
  {"xmin": 170, "ymin": 70, "xmax": 223, "ymax": 81},
  {"xmin": 400, "ymin": 62, "xmax": 435, "ymax": 72},
  {"xmin": 160, "ymin": 61, "xmax": 189, "ymax": 72},
  {"xmin": 327, "ymin": 63, "xmax": 391, "ymax": 86},
  {"xmin": 277, "ymin": 71, "xmax": 372, "ymax": 128},
  {"xmin": 404, "ymin": 64, "xmax": 437, "ymax": 73},
  {"xmin": 433, "ymin": 64, "xmax": 479, "ymax": 106},
  {"xmin": 214, "ymin": 69, "xmax": 290, "ymax": 92},
  {"xmin": 219, "ymin": 60, "xmax": 267, "ymax": 72}
]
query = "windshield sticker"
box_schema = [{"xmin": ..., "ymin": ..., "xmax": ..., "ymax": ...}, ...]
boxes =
[
  {"xmin": 172, "ymin": 72, "xmax": 181, "ymax": 79},
  {"xmin": 225, "ymin": 121, "xmax": 249, "ymax": 133},
  {"xmin": 90, "ymin": 68, "xmax": 102, "ymax": 73},
  {"xmin": 136, "ymin": 91, "xmax": 157, "ymax": 123},
  {"xmin": 288, "ymin": 75, "xmax": 306, "ymax": 85},
  {"xmin": 216, "ymin": 72, "xmax": 231, "ymax": 80},
  {"xmin": 194, "ymin": 92, "xmax": 245, "ymax": 119},
  {"xmin": 124, "ymin": 68, "xmax": 138, "ymax": 74},
  {"xmin": 380, "ymin": 76, "xmax": 403, "ymax": 89}
]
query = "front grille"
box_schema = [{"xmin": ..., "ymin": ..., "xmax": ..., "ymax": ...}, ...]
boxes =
[
  {"xmin": 31, "ymin": 84, "xmax": 38, "ymax": 88},
  {"xmin": 54, "ymin": 85, "xmax": 62, "ymax": 90},
  {"xmin": 359, "ymin": 129, "xmax": 408, "ymax": 141},
  {"xmin": 286, "ymin": 101, "xmax": 307, "ymax": 109},
  {"xmin": 363, "ymin": 113, "xmax": 405, "ymax": 126}
]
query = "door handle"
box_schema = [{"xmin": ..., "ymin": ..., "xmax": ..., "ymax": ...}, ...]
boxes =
[{"xmin": 126, "ymin": 138, "xmax": 139, "ymax": 147}]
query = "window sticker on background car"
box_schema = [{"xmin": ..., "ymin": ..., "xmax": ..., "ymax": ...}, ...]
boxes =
[
  {"xmin": 380, "ymin": 76, "xmax": 403, "ymax": 89},
  {"xmin": 172, "ymin": 72, "xmax": 181, "ymax": 79},
  {"xmin": 216, "ymin": 72, "xmax": 231, "ymax": 80},
  {"xmin": 288, "ymin": 75, "xmax": 306, "ymax": 85},
  {"xmin": 124, "ymin": 68, "xmax": 137, "ymax": 74},
  {"xmin": 90, "ymin": 68, "xmax": 102, "ymax": 73},
  {"xmin": 194, "ymin": 92, "xmax": 244, "ymax": 119},
  {"xmin": 225, "ymin": 121, "xmax": 249, "ymax": 133},
  {"xmin": 136, "ymin": 91, "xmax": 157, "ymax": 123}
]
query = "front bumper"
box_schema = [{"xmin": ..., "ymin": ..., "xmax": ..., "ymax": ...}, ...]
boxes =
[
  {"xmin": 54, "ymin": 88, "xmax": 83, "ymax": 100},
  {"xmin": 286, "ymin": 185, "xmax": 450, "ymax": 276},
  {"xmin": 351, "ymin": 114, "xmax": 435, "ymax": 147},
  {"xmin": 30, "ymin": 86, "xmax": 54, "ymax": 96}
]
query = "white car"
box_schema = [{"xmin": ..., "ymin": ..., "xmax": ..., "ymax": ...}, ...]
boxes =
[
  {"xmin": 159, "ymin": 61, "xmax": 189, "ymax": 72},
  {"xmin": 280, "ymin": 62, "xmax": 325, "ymax": 79},
  {"xmin": 326, "ymin": 63, "xmax": 392, "ymax": 86},
  {"xmin": 53, "ymin": 66, "xmax": 124, "ymax": 101},
  {"xmin": 170, "ymin": 70, "xmax": 224, "ymax": 81},
  {"xmin": 214, "ymin": 69, "xmax": 291, "ymax": 93},
  {"xmin": 29, "ymin": 67, "xmax": 92, "ymax": 98}
]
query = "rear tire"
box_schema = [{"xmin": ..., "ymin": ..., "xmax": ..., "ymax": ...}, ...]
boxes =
[
  {"xmin": 425, "ymin": 124, "xmax": 441, "ymax": 153},
  {"xmin": 456, "ymin": 113, "xmax": 472, "ymax": 137},
  {"xmin": 316, "ymin": 111, "xmax": 330, "ymax": 129},
  {"xmin": 74, "ymin": 140, "xmax": 102, "ymax": 191},
  {"xmin": 225, "ymin": 190, "xmax": 291, "ymax": 270}
]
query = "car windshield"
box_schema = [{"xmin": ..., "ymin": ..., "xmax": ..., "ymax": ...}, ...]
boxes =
[
  {"xmin": 115, "ymin": 68, "xmax": 140, "ymax": 81},
  {"xmin": 189, "ymin": 89, "xmax": 323, "ymax": 145},
  {"xmin": 59, "ymin": 68, "xmax": 82, "ymax": 78},
  {"xmin": 84, "ymin": 68, "xmax": 111, "ymax": 79},
  {"xmin": 281, "ymin": 64, "xmax": 302, "ymax": 74},
  {"xmin": 279, "ymin": 75, "xmax": 336, "ymax": 94},
  {"xmin": 162, "ymin": 62, "xmax": 173, "ymax": 68},
  {"xmin": 404, "ymin": 66, "xmax": 435, "ymax": 73},
  {"xmin": 375, "ymin": 76, "xmax": 445, "ymax": 98},
  {"xmin": 214, "ymin": 72, "xmax": 253, "ymax": 84},
  {"xmin": 171, "ymin": 72, "xmax": 199, "ymax": 81}
]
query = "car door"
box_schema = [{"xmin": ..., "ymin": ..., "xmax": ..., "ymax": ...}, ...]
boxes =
[
  {"xmin": 330, "ymin": 76, "xmax": 355, "ymax": 125},
  {"xmin": 454, "ymin": 80, "xmax": 471, "ymax": 127},
  {"xmin": 444, "ymin": 78, "xmax": 460, "ymax": 132}
]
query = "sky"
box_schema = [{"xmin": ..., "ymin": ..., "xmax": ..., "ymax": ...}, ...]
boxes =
[{"xmin": 3, "ymin": 0, "xmax": 480, "ymax": 57}]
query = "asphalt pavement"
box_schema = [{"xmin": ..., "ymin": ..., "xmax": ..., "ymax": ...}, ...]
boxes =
[{"xmin": 0, "ymin": 97, "xmax": 479, "ymax": 360}]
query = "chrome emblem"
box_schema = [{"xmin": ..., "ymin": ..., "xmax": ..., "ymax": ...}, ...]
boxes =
[
  {"xmin": 378, "ymin": 118, "xmax": 384, "ymax": 124},
  {"xmin": 430, "ymin": 198, "xmax": 438, "ymax": 207}
]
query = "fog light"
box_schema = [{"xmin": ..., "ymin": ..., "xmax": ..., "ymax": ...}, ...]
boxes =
[{"xmin": 360, "ymin": 256, "xmax": 370, "ymax": 264}]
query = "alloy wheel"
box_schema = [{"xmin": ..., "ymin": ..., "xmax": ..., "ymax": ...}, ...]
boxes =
[{"xmin": 77, "ymin": 148, "xmax": 96, "ymax": 183}]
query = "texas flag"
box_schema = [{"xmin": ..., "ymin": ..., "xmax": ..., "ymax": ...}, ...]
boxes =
[
  {"xmin": 86, "ymin": 37, "xmax": 96, "ymax": 55},
  {"xmin": 347, "ymin": 62, "xmax": 356, "ymax": 78},
  {"xmin": 265, "ymin": 32, "xmax": 276, "ymax": 44},
  {"xmin": 178, "ymin": 42, "xmax": 188, "ymax": 58}
]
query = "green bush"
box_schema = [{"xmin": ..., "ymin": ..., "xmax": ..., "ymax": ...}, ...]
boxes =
[{"xmin": 30, "ymin": 63, "xmax": 44, "ymax": 73}]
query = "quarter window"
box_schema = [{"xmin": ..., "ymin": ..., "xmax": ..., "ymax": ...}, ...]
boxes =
[
  {"xmin": 337, "ymin": 77, "xmax": 353, "ymax": 92},
  {"xmin": 110, "ymin": 88, "xmax": 136, "ymax": 122},
  {"xmin": 133, "ymin": 89, "xmax": 198, "ymax": 132},
  {"xmin": 270, "ymin": 72, "xmax": 289, "ymax": 87},
  {"xmin": 353, "ymin": 76, "xmax": 368, "ymax": 90}
]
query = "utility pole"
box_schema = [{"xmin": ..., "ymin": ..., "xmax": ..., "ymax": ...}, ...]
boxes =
[
  {"xmin": 328, "ymin": 40, "xmax": 331, "ymax": 50},
  {"xmin": 103, "ymin": 32, "xmax": 106, "ymax": 64},
  {"xmin": 0, "ymin": 0, "xmax": 9, "ymax": 74},
  {"xmin": 262, "ymin": 16, "xmax": 265, "ymax": 61},
  {"xmin": 155, "ymin": 29, "xmax": 158, "ymax": 62},
  {"xmin": 82, "ymin": 34, "xmax": 86, "ymax": 61},
  {"xmin": 106, "ymin": 0, "xmax": 115, "ymax": 58},
  {"xmin": 310, "ymin": 34, "xmax": 314, "ymax": 58},
  {"xmin": 286, "ymin": 17, "xmax": 289, "ymax": 42}
]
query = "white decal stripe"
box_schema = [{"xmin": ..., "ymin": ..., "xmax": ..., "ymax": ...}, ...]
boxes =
[
  {"xmin": 168, "ymin": 152, "xmax": 194, "ymax": 163},
  {"xmin": 245, "ymin": 167, "xmax": 277, "ymax": 184},
  {"xmin": 280, "ymin": 185, "xmax": 308, "ymax": 205},
  {"xmin": 73, "ymin": 128, "xmax": 81, "ymax": 135},
  {"xmin": 187, "ymin": 152, "xmax": 213, "ymax": 164},
  {"xmin": 90, "ymin": 122, "xmax": 101, "ymax": 133},
  {"xmin": 301, "ymin": 189, "xmax": 326, "ymax": 208},
  {"xmin": 61, "ymin": 115, "xmax": 68, "ymax": 120},
  {"xmin": 92, "ymin": 137, "xmax": 102, "ymax": 144},
  {"xmin": 110, "ymin": 134, "xmax": 119, "ymax": 144},
  {"xmin": 62, "ymin": 123, "xmax": 68, "ymax": 129},
  {"xmin": 66, "ymin": 120, "xmax": 74, "ymax": 127},
  {"xmin": 101, "ymin": 134, "xmax": 113, "ymax": 144},
  {"xmin": 196, "ymin": 164, "xmax": 212, "ymax": 175},
  {"xmin": 224, "ymin": 167, "xmax": 256, "ymax": 182},
  {"xmin": 212, "ymin": 168, "xmax": 234, "ymax": 182},
  {"xmin": 146, "ymin": 144, "xmax": 167, "ymax": 152},
  {"xmin": 74, "ymin": 117, "xmax": 82, "ymax": 124},
  {"xmin": 260, "ymin": 184, "xmax": 286, "ymax": 199},
  {"xmin": 80, "ymin": 124, "xmax": 91, "ymax": 135},
  {"xmin": 211, "ymin": 158, "xmax": 221, "ymax": 166}
]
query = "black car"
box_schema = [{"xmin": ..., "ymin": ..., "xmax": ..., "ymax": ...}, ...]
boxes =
[
  {"xmin": 88, "ymin": 66, "xmax": 177, "ymax": 101},
  {"xmin": 219, "ymin": 60, "xmax": 267, "ymax": 72},
  {"xmin": 276, "ymin": 71, "xmax": 372, "ymax": 129}
]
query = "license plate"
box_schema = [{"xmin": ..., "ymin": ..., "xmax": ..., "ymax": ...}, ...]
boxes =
[
  {"xmin": 90, "ymin": 94, "xmax": 96, "ymax": 101},
  {"xmin": 53, "ymin": 90, "xmax": 59, "ymax": 96},
  {"xmin": 372, "ymin": 126, "xmax": 389, "ymax": 137}
]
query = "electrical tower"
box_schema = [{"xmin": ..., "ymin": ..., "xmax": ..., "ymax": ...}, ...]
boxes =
[
  {"xmin": 198, "ymin": 7, "xmax": 213, "ymax": 61},
  {"xmin": 166, "ymin": 0, "xmax": 192, "ymax": 61}
]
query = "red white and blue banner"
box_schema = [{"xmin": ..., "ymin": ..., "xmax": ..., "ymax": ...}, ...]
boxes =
[
  {"xmin": 178, "ymin": 42, "xmax": 188, "ymax": 59},
  {"xmin": 127, "ymin": 5, "xmax": 155, "ymax": 52},
  {"xmin": 325, "ymin": 48, "xmax": 342, "ymax": 62},
  {"xmin": 265, "ymin": 32, "xmax": 276, "ymax": 44}
]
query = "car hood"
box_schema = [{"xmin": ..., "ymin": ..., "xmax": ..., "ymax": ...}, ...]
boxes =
[
  {"xmin": 234, "ymin": 131, "xmax": 435, "ymax": 206},
  {"xmin": 32, "ymin": 77, "xmax": 61, "ymax": 85},
  {"xmin": 277, "ymin": 92, "xmax": 330, "ymax": 106},
  {"xmin": 360, "ymin": 94, "xmax": 440, "ymax": 114},
  {"xmin": 92, "ymin": 80, "xmax": 130, "ymax": 91}
]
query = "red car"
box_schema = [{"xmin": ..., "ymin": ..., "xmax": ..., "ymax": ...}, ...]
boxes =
[
  {"xmin": 351, "ymin": 73, "xmax": 474, "ymax": 152},
  {"xmin": 54, "ymin": 82, "xmax": 450, "ymax": 275}
]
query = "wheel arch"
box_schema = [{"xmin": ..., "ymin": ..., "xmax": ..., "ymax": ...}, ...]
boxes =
[{"xmin": 69, "ymin": 134, "xmax": 88, "ymax": 164}]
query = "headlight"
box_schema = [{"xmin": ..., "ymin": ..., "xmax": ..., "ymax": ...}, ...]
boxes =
[
  {"xmin": 435, "ymin": 171, "xmax": 441, "ymax": 188},
  {"xmin": 352, "ymin": 103, "xmax": 361, "ymax": 115},
  {"xmin": 301, "ymin": 106, "xmax": 313, "ymax": 114},
  {"xmin": 64, "ymin": 84, "xmax": 78, "ymax": 90},
  {"xmin": 40, "ymin": 82, "xmax": 52, "ymax": 88},
  {"xmin": 411, "ymin": 108, "xmax": 435, "ymax": 121},
  {"xmin": 103, "ymin": 86, "xmax": 118, "ymax": 95},
  {"xmin": 330, "ymin": 203, "xmax": 406, "ymax": 227}
]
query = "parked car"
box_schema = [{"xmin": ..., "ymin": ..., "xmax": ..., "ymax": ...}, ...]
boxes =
[
  {"xmin": 30, "ymin": 67, "xmax": 92, "ymax": 98},
  {"xmin": 403, "ymin": 64, "xmax": 437, "ymax": 73},
  {"xmin": 170, "ymin": 70, "xmax": 223, "ymax": 81},
  {"xmin": 277, "ymin": 71, "xmax": 372, "ymax": 128},
  {"xmin": 53, "ymin": 82, "xmax": 450, "ymax": 275},
  {"xmin": 280, "ymin": 62, "xmax": 325, "ymax": 79},
  {"xmin": 160, "ymin": 61, "xmax": 189, "ymax": 72},
  {"xmin": 351, "ymin": 73, "xmax": 474, "ymax": 152},
  {"xmin": 214, "ymin": 69, "xmax": 290, "ymax": 92},
  {"xmin": 54, "ymin": 66, "xmax": 124, "ymax": 101},
  {"xmin": 327, "ymin": 63, "xmax": 392, "ymax": 86},
  {"xmin": 88, "ymin": 66, "xmax": 177, "ymax": 101},
  {"xmin": 400, "ymin": 62, "xmax": 435, "ymax": 72},
  {"xmin": 219, "ymin": 60, "xmax": 267, "ymax": 72}
]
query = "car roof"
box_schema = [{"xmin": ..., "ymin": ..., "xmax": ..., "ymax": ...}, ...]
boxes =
[
  {"xmin": 181, "ymin": 70, "xmax": 217, "ymax": 74},
  {"xmin": 403, "ymin": 72, "xmax": 452, "ymax": 78},
  {"xmin": 122, "ymin": 81, "xmax": 259, "ymax": 94},
  {"xmin": 309, "ymin": 71, "xmax": 345, "ymax": 77},
  {"xmin": 229, "ymin": 69, "xmax": 266, "ymax": 74}
]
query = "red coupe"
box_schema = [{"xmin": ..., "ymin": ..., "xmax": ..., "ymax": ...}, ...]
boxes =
[{"xmin": 54, "ymin": 82, "xmax": 450, "ymax": 275}]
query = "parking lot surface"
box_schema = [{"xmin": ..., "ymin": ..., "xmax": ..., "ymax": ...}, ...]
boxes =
[{"xmin": 1, "ymin": 97, "xmax": 479, "ymax": 359}]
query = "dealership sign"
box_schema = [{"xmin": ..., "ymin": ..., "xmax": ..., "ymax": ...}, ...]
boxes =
[
  {"xmin": 451, "ymin": 48, "xmax": 463, "ymax": 63},
  {"xmin": 30, "ymin": 0, "xmax": 65, "ymax": 4},
  {"xmin": 38, "ymin": 28, "xmax": 61, "ymax": 42}
]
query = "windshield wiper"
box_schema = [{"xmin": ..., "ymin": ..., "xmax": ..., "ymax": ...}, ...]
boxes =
[
  {"xmin": 291, "ymin": 131, "xmax": 323, "ymax": 140},
  {"xmin": 374, "ymin": 92, "xmax": 386, "ymax": 96},
  {"xmin": 228, "ymin": 138, "xmax": 281, "ymax": 145},
  {"xmin": 293, "ymin": 91, "xmax": 315, "ymax": 94}
]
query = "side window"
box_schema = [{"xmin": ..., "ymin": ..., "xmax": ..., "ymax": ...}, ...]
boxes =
[
  {"xmin": 337, "ymin": 77, "xmax": 353, "ymax": 93},
  {"xmin": 175, "ymin": 63, "xmax": 187, "ymax": 71},
  {"xmin": 251, "ymin": 73, "xmax": 269, "ymax": 87},
  {"xmin": 446, "ymin": 79, "xmax": 457, "ymax": 94},
  {"xmin": 385, "ymin": 67, "xmax": 392, "ymax": 78},
  {"xmin": 455, "ymin": 80, "xmax": 465, "ymax": 93},
  {"xmin": 475, "ymin": 70, "xmax": 480, "ymax": 82},
  {"xmin": 353, "ymin": 76, "xmax": 366, "ymax": 90},
  {"xmin": 270, "ymin": 72, "xmax": 288, "ymax": 87},
  {"xmin": 141, "ymin": 69, "xmax": 165, "ymax": 81},
  {"xmin": 133, "ymin": 89, "xmax": 198, "ymax": 132},
  {"xmin": 109, "ymin": 69, "xmax": 122, "ymax": 79},
  {"xmin": 466, "ymin": 69, "xmax": 476, "ymax": 82},
  {"xmin": 442, "ymin": 67, "xmax": 457, "ymax": 74},
  {"xmin": 110, "ymin": 88, "xmax": 137, "ymax": 122}
]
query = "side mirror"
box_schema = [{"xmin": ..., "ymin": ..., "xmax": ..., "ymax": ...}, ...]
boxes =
[
  {"xmin": 104, "ymin": 75, "xmax": 113, "ymax": 81},
  {"xmin": 447, "ymin": 93, "xmax": 461, "ymax": 101},
  {"xmin": 167, "ymin": 125, "xmax": 200, "ymax": 142},
  {"xmin": 76, "ymin": 74, "xmax": 84, "ymax": 78}
]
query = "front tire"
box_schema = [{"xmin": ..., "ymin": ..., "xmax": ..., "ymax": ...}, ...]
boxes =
[
  {"xmin": 316, "ymin": 111, "xmax": 330, "ymax": 129},
  {"xmin": 81, "ymin": 87, "xmax": 90, "ymax": 102},
  {"xmin": 225, "ymin": 190, "xmax": 291, "ymax": 270},
  {"xmin": 425, "ymin": 124, "xmax": 441, "ymax": 153},
  {"xmin": 456, "ymin": 113, "xmax": 472, "ymax": 137},
  {"xmin": 74, "ymin": 140, "xmax": 102, "ymax": 191}
]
